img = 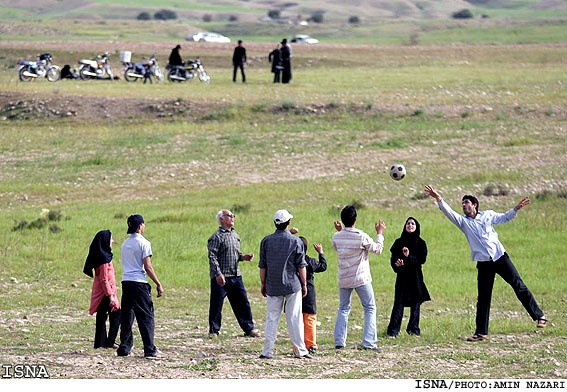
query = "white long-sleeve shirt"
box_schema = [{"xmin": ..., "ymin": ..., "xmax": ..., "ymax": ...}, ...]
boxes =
[
  {"xmin": 438, "ymin": 199, "xmax": 517, "ymax": 262},
  {"xmin": 332, "ymin": 227, "xmax": 384, "ymax": 289}
]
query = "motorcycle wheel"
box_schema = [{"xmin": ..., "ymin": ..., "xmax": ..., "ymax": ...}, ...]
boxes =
[
  {"xmin": 199, "ymin": 70, "xmax": 210, "ymax": 84},
  {"xmin": 46, "ymin": 67, "xmax": 60, "ymax": 82},
  {"xmin": 168, "ymin": 68, "xmax": 182, "ymax": 82},
  {"xmin": 123, "ymin": 67, "xmax": 138, "ymax": 82},
  {"xmin": 79, "ymin": 66, "xmax": 92, "ymax": 80},
  {"xmin": 19, "ymin": 67, "xmax": 33, "ymax": 82}
]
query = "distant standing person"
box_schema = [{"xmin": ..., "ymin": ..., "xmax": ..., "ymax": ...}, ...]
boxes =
[
  {"xmin": 386, "ymin": 217, "xmax": 430, "ymax": 338},
  {"xmin": 332, "ymin": 205, "xmax": 386, "ymax": 351},
  {"xmin": 281, "ymin": 38, "xmax": 292, "ymax": 84},
  {"xmin": 297, "ymin": 236, "xmax": 327, "ymax": 354},
  {"xmin": 268, "ymin": 44, "xmax": 282, "ymax": 83},
  {"xmin": 258, "ymin": 209, "xmax": 311, "ymax": 359},
  {"xmin": 83, "ymin": 230, "xmax": 121, "ymax": 350},
  {"xmin": 168, "ymin": 44, "xmax": 183, "ymax": 67},
  {"xmin": 117, "ymin": 215, "xmax": 164, "ymax": 359},
  {"xmin": 424, "ymin": 185, "xmax": 546, "ymax": 342},
  {"xmin": 207, "ymin": 209, "xmax": 260, "ymax": 339},
  {"xmin": 232, "ymin": 40, "xmax": 247, "ymax": 83}
]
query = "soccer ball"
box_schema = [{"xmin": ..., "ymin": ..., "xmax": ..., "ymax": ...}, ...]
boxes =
[{"xmin": 390, "ymin": 164, "xmax": 406, "ymax": 181}]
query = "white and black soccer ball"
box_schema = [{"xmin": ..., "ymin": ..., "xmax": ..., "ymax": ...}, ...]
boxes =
[{"xmin": 389, "ymin": 164, "xmax": 406, "ymax": 181}]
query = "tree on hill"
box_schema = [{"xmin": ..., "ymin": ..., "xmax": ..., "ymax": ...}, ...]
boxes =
[
  {"xmin": 309, "ymin": 12, "xmax": 324, "ymax": 23},
  {"xmin": 154, "ymin": 9, "xmax": 177, "ymax": 20},
  {"xmin": 137, "ymin": 12, "xmax": 151, "ymax": 21},
  {"xmin": 452, "ymin": 9, "xmax": 473, "ymax": 19},
  {"xmin": 348, "ymin": 16, "xmax": 360, "ymax": 24},
  {"xmin": 268, "ymin": 10, "xmax": 280, "ymax": 19}
]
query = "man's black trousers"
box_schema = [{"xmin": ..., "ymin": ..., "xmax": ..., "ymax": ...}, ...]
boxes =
[
  {"xmin": 475, "ymin": 253, "xmax": 544, "ymax": 335},
  {"xmin": 117, "ymin": 281, "xmax": 157, "ymax": 357}
]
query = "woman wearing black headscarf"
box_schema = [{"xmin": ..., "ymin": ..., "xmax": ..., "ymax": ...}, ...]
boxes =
[
  {"xmin": 83, "ymin": 230, "xmax": 121, "ymax": 349},
  {"xmin": 387, "ymin": 217, "xmax": 430, "ymax": 338}
]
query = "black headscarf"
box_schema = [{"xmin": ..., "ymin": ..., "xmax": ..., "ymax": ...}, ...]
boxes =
[
  {"xmin": 399, "ymin": 217, "xmax": 421, "ymax": 244},
  {"xmin": 83, "ymin": 230, "xmax": 113, "ymax": 277}
]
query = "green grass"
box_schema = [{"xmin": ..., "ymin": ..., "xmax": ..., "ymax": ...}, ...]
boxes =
[{"xmin": 1, "ymin": 33, "xmax": 567, "ymax": 379}]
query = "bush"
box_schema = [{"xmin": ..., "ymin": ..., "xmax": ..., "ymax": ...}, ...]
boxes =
[
  {"xmin": 310, "ymin": 12, "xmax": 324, "ymax": 23},
  {"xmin": 137, "ymin": 12, "xmax": 151, "ymax": 21},
  {"xmin": 202, "ymin": 14, "xmax": 212, "ymax": 22},
  {"xmin": 268, "ymin": 10, "xmax": 281, "ymax": 19},
  {"xmin": 348, "ymin": 16, "xmax": 360, "ymax": 24},
  {"xmin": 154, "ymin": 9, "xmax": 177, "ymax": 20},
  {"xmin": 452, "ymin": 9, "xmax": 473, "ymax": 19},
  {"xmin": 229, "ymin": 15, "xmax": 238, "ymax": 22}
]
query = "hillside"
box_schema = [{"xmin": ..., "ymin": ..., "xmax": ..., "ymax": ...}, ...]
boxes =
[{"xmin": 2, "ymin": 0, "xmax": 567, "ymax": 22}]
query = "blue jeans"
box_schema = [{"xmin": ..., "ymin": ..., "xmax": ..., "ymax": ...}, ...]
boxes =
[{"xmin": 334, "ymin": 283, "xmax": 377, "ymax": 349}]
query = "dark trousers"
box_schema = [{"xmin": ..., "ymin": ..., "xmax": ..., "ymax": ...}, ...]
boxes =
[
  {"xmin": 233, "ymin": 63, "xmax": 245, "ymax": 82},
  {"xmin": 476, "ymin": 253, "xmax": 544, "ymax": 335},
  {"xmin": 94, "ymin": 295, "xmax": 121, "ymax": 349},
  {"xmin": 387, "ymin": 301, "xmax": 421, "ymax": 337},
  {"xmin": 209, "ymin": 276, "xmax": 255, "ymax": 334},
  {"xmin": 117, "ymin": 281, "xmax": 157, "ymax": 357},
  {"xmin": 273, "ymin": 70, "xmax": 281, "ymax": 83}
]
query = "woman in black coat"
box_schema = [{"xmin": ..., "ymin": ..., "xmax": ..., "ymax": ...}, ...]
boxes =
[{"xmin": 387, "ymin": 217, "xmax": 431, "ymax": 337}]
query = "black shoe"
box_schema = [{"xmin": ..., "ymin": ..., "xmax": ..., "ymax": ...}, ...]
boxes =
[
  {"xmin": 335, "ymin": 345, "xmax": 344, "ymax": 350},
  {"xmin": 308, "ymin": 347, "xmax": 317, "ymax": 355},
  {"xmin": 259, "ymin": 354, "xmax": 272, "ymax": 359},
  {"xmin": 358, "ymin": 345, "xmax": 381, "ymax": 352}
]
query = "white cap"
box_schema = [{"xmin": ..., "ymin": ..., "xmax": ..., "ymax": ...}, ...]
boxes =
[{"xmin": 273, "ymin": 209, "xmax": 293, "ymax": 224}]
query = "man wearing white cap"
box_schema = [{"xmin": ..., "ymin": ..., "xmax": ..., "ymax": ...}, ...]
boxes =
[{"xmin": 258, "ymin": 209, "xmax": 311, "ymax": 359}]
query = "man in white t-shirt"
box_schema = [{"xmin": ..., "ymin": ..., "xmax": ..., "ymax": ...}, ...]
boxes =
[{"xmin": 117, "ymin": 214, "xmax": 164, "ymax": 359}]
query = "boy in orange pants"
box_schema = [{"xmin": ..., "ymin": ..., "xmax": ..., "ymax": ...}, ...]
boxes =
[{"xmin": 298, "ymin": 236, "xmax": 327, "ymax": 354}]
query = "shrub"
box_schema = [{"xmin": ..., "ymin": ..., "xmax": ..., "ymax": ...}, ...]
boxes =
[
  {"xmin": 229, "ymin": 15, "xmax": 238, "ymax": 22},
  {"xmin": 310, "ymin": 12, "xmax": 324, "ymax": 23},
  {"xmin": 137, "ymin": 12, "xmax": 151, "ymax": 21},
  {"xmin": 452, "ymin": 9, "xmax": 473, "ymax": 19},
  {"xmin": 268, "ymin": 10, "xmax": 281, "ymax": 19},
  {"xmin": 154, "ymin": 9, "xmax": 177, "ymax": 20},
  {"xmin": 202, "ymin": 14, "xmax": 212, "ymax": 22},
  {"xmin": 348, "ymin": 16, "xmax": 360, "ymax": 24}
]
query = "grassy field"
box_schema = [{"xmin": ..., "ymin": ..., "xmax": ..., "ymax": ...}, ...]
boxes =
[{"xmin": 1, "ymin": 16, "xmax": 567, "ymax": 380}]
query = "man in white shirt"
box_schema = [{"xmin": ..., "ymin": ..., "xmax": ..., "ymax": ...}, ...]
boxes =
[
  {"xmin": 117, "ymin": 214, "xmax": 164, "ymax": 358},
  {"xmin": 332, "ymin": 205, "xmax": 386, "ymax": 351},
  {"xmin": 425, "ymin": 185, "xmax": 546, "ymax": 342}
]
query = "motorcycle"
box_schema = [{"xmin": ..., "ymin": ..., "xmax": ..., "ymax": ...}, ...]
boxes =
[
  {"xmin": 123, "ymin": 54, "xmax": 164, "ymax": 83},
  {"xmin": 78, "ymin": 52, "xmax": 115, "ymax": 80},
  {"xmin": 167, "ymin": 58, "xmax": 210, "ymax": 83},
  {"xmin": 18, "ymin": 53, "xmax": 60, "ymax": 82}
]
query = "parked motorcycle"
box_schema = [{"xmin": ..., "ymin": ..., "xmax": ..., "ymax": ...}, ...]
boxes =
[
  {"xmin": 78, "ymin": 52, "xmax": 115, "ymax": 80},
  {"xmin": 167, "ymin": 58, "xmax": 210, "ymax": 83},
  {"xmin": 18, "ymin": 53, "xmax": 60, "ymax": 82},
  {"xmin": 123, "ymin": 54, "xmax": 164, "ymax": 83}
]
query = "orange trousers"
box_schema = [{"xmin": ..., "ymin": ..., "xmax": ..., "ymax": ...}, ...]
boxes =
[{"xmin": 293, "ymin": 313, "xmax": 318, "ymax": 353}]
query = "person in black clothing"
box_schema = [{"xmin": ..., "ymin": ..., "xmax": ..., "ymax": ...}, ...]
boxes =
[
  {"xmin": 268, "ymin": 44, "xmax": 282, "ymax": 83},
  {"xmin": 60, "ymin": 65, "xmax": 78, "ymax": 79},
  {"xmin": 232, "ymin": 40, "xmax": 247, "ymax": 83},
  {"xmin": 387, "ymin": 217, "xmax": 431, "ymax": 338},
  {"xmin": 296, "ymin": 236, "xmax": 327, "ymax": 354},
  {"xmin": 280, "ymin": 38, "xmax": 292, "ymax": 83},
  {"xmin": 168, "ymin": 45, "xmax": 183, "ymax": 67}
]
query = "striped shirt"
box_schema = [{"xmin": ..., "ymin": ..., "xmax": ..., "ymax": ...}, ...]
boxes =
[
  {"xmin": 332, "ymin": 227, "xmax": 384, "ymax": 289},
  {"xmin": 438, "ymin": 200, "xmax": 517, "ymax": 262},
  {"xmin": 207, "ymin": 227, "xmax": 243, "ymax": 279}
]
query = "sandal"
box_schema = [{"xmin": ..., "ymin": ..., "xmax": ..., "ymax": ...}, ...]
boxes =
[
  {"xmin": 466, "ymin": 334, "xmax": 487, "ymax": 342},
  {"xmin": 537, "ymin": 317, "xmax": 547, "ymax": 328}
]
